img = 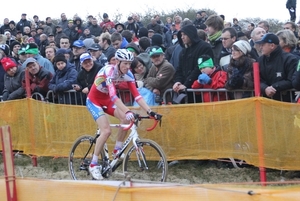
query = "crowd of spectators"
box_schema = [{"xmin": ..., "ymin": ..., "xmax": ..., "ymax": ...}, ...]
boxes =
[{"xmin": 0, "ymin": 11, "xmax": 300, "ymax": 105}]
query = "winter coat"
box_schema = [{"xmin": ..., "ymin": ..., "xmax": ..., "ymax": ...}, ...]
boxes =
[
  {"xmin": 191, "ymin": 67, "xmax": 227, "ymax": 102},
  {"xmin": 258, "ymin": 46, "xmax": 297, "ymax": 101},
  {"xmin": 286, "ymin": 0, "xmax": 297, "ymax": 8},
  {"xmin": 144, "ymin": 59, "xmax": 175, "ymax": 103},
  {"xmin": 2, "ymin": 66, "xmax": 25, "ymax": 101},
  {"xmin": 88, "ymin": 24, "xmax": 103, "ymax": 37},
  {"xmin": 174, "ymin": 24, "xmax": 214, "ymax": 88},
  {"xmin": 16, "ymin": 19, "xmax": 31, "ymax": 33},
  {"xmin": 48, "ymin": 63, "xmax": 78, "ymax": 104},
  {"xmin": 22, "ymin": 66, "xmax": 53, "ymax": 97}
]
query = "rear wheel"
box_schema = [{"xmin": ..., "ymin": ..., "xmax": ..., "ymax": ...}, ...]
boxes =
[
  {"xmin": 123, "ymin": 139, "xmax": 168, "ymax": 182},
  {"xmin": 68, "ymin": 135, "xmax": 104, "ymax": 180}
]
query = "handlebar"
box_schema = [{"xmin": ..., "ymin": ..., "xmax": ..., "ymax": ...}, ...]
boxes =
[{"xmin": 122, "ymin": 114, "xmax": 162, "ymax": 131}]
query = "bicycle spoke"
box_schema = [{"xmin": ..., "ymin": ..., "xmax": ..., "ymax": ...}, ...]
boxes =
[{"xmin": 123, "ymin": 139, "xmax": 168, "ymax": 182}]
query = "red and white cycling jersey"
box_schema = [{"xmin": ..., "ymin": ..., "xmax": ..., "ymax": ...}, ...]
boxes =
[{"xmin": 88, "ymin": 64, "xmax": 142, "ymax": 104}]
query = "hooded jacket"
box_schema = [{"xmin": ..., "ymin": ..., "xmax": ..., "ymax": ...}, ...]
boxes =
[{"xmin": 174, "ymin": 24, "xmax": 214, "ymax": 88}]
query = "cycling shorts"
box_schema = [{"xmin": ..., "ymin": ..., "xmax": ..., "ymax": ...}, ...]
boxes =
[{"xmin": 86, "ymin": 97, "xmax": 116, "ymax": 120}]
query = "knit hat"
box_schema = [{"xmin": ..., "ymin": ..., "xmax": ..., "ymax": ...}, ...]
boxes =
[
  {"xmin": 54, "ymin": 54, "xmax": 67, "ymax": 64},
  {"xmin": 137, "ymin": 27, "xmax": 148, "ymax": 38},
  {"xmin": 233, "ymin": 40, "xmax": 251, "ymax": 55},
  {"xmin": 198, "ymin": 55, "xmax": 214, "ymax": 69},
  {"xmin": 10, "ymin": 41, "xmax": 21, "ymax": 51},
  {"xmin": 25, "ymin": 43, "xmax": 39, "ymax": 55},
  {"xmin": 107, "ymin": 50, "xmax": 116, "ymax": 63},
  {"xmin": 1, "ymin": 57, "xmax": 17, "ymax": 71},
  {"xmin": 0, "ymin": 44, "xmax": 10, "ymax": 56},
  {"xmin": 151, "ymin": 33, "xmax": 164, "ymax": 47}
]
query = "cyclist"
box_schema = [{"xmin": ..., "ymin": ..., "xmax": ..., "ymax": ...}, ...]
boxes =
[{"xmin": 85, "ymin": 49, "xmax": 159, "ymax": 180}]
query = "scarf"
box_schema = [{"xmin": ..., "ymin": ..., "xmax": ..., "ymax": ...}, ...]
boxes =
[{"xmin": 208, "ymin": 30, "xmax": 222, "ymax": 43}]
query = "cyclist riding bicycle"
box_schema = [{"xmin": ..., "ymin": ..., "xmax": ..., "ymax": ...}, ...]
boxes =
[{"xmin": 85, "ymin": 49, "xmax": 159, "ymax": 180}]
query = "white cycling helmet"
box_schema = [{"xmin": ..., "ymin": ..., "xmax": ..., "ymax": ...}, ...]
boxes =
[{"xmin": 115, "ymin": 49, "xmax": 134, "ymax": 62}]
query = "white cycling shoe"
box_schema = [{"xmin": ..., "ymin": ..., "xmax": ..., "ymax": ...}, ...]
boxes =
[{"xmin": 89, "ymin": 164, "xmax": 103, "ymax": 180}]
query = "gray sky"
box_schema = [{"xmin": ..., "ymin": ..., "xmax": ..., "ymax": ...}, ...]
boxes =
[{"xmin": 0, "ymin": 0, "xmax": 293, "ymax": 24}]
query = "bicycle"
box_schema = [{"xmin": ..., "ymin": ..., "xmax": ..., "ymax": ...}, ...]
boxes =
[{"xmin": 68, "ymin": 114, "xmax": 168, "ymax": 182}]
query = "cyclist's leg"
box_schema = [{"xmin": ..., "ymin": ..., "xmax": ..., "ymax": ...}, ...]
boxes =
[{"xmin": 113, "ymin": 106, "xmax": 129, "ymax": 150}]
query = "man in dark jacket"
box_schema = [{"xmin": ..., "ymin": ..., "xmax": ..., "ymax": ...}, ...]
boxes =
[
  {"xmin": 256, "ymin": 33, "xmax": 297, "ymax": 102},
  {"xmin": 16, "ymin": 14, "xmax": 31, "ymax": 34},
  {"xmin": 88, "ymin": 18, "xmax": 102, "ymax": 37},
  {"xmin": 286, "ymin": 0, "xmax": 297, "ymax": 22},
  {"xmin": 0, "ymin": 18, "xmax": 10, "ymax": 34},
  {"xmin": 173, "ymin": 24, "xmax": 214, "ymax": 103}
]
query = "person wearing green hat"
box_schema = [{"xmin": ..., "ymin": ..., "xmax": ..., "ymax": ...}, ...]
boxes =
[
  {"xmin": 144, "ymin": 46, "xmax": 175, "ymax": 104},
  {"xmin": 191, "ymin": 55, "xmax": 227, "ymax": 102}
]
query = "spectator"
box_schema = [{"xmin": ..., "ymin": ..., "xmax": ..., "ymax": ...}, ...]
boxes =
[
  {"xmin": 232, "ymin": 18, "xmax": 242, "ymax": 32},
  {"xmin": 0, "ymin": 44, "xmax": 13, "ymax": 96},
  {"xmin": 10, "ymin": 41, "xmax": 21, "ymax": 63},
  {"xmin": 191, "ymin": 55, "xmax": 227, "ymax": 102},
  {"xmin": 21, "ymin": 57, "xmax": 53, "ymax": 97},
  {"xmin": 111, "ymin": 32, "xmax": 128, "ymax": 49},
  {"xmin": 132, "ymin": 14, "xmax": 144, "ymax": 28},
  {"xmin": 30, "ymin": 29, "xmax": 40, "ymax": 46},
  {"xmin": 148, "ymin": 29, "xmax": 155, "ymax": 39},
  {"xmin": 126, "ymin": 42, "xmax": 140, "ymax": 57},
  {"xmin": 58, "ymin": 13, "xmax": 68, "ymax": 30},
  {"xmin": 286, "ymin": 0, "xmax": 297, "ymax": 22},
  {"xmin": 137, "ymin": 27, "xmax": 148, "ymax": 39},
  {"xmin": 59, "ymin": 36, "xmax": 71, "ymax": 49},
  {"xmin": 257, "ymin": 20, "xmax": 270, "ymax": 33},
  {"xmin": 173, "ymin": 24, "xmax": 214, "ymax": 103},
  {"xmin": 88, "ymin": 43, "xmax": 107, "ymax": 67},
  {"xmin": 70, "ymin": 40, "xmax": 87, "ymax": 72},
  {"xmin": 46, "ymin": 17, "xmax": 56, "ymax": 35},
  {"xmin": 151, "ymin": 33, "xmax": 165, "ymax": 51},
  {"xmin": 23, "ymin": 26, "xmax": 31, "ymax": 37},
  {"xmin": 219, "ymin": 27, "xmax": 238, "ymax": 69},
  {"xmin": 144, "ymin": 46, "xmax": 175, "ymax": 104},
  {"xmin": 99, "ymin": 13, "xmax": 115, "ymax": 30},
  {"xmin": 147, "ymin": 18, "xmax": 163, "ymax": 34},
  {"xmin": 16, "ymin": 14, "xmax": 31, "ymax": 34},
  {"xmin": 99, "ymin": 32, "xmax": 116, "ymax": 58},
  {"xmin": 48, "ymin": 54, "xmax": 78, "ymax": 104},
  {"xmin": 256, "ymin": 33, "xmax": 297, "ymax": 102},
  {"xmin": 225, "ymin": 40, "xmax": 254, "ymax": 99},
  {"xmin": 63, "ymin": 20, "xmax": 74, "ymax": 43},
  {"xmin": 165, "ymin": 23, "xmax": 178, "ymax": 48},
  {"xmin": 39, "ymin": 21, "xmax": 52, "ymax": 36},
  {"xmin": 54, "ymin": 25, "xmax": 67, "ymax": 48},
  {"xmin": 124, "ymin": 16, "xmax": 139, "ymax": 36},
  {"xmin": 1, "ymin": 57, "xmax": 25, "ymax": 101},
  {"xmin": 283, "ymin": 21, "xmax": 299, "ymax": 38},
  {"xmin": 0, "ymin": 18, "xmax": 10, "ymax": 34},
  {"xmin": 276, "ymin": 29, "xmax": 300, "ymax": 58},
  {"xmin": 115, "ymin": 22, "xmax": 125, "ymax": 34},
  {"xmin": 193, "ymin": 11, "xmax": 207, "ymax": 29},
  {"xmin": 70, "ymin": 17, "xmax": 85, "ymax": 42},
  {"xmin": 89, "ymin": 18, "xmax": 102, "ymax": 37},
  {"xmin": 138, "ymin": 36, "xmax": 151, "ymax": 53},
  {"xmin": 205, "ymin": 14, "xmax": 224, "ymax": 66},
  {"xmin": 45, "ymin": 46, "xmax": 56, "ymax": 65},
  {"xmin": 173, "ymin": 15, "xmax": 182, "ymax": 31},
  {"xmin": 79, "ymin": 27, "xmax": 95, "ymax": 41},
  {"xmin": 8, "ymin": 21, "xmax": 17, "ymax": 37},
  {"xmin": 250, "ymin": 27, "xmax": 266, "ymax": 57},
  {"xmin": 292, "ymin": 60, "xmax": 300, "ymax": 90},
  {"xmin": 32, "ymin": 15, "xmax": 40, "ymax": 29},
  {"xmin": 73, "ymin": 52, "xmax": 102, "ymax": 104},
  {"xmin": 24, "ymin": 43, "xmax": 55, "ymax": 74},
  {"xmin": 39, "ymin": 34, "xmax": 49, "ymax": 57},
  {"xmin": 165, "ymin": 31, "xmax": 179, "ymax": 61}
]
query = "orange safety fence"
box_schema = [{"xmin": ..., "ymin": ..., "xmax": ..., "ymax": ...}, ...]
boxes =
[
  {"xmin": 1, "ymin": 178, "xmax": 300, "ymax": 201},
  {"xmin": 0, "ymin": 97, "xmax": 300, "ymax": 170}
]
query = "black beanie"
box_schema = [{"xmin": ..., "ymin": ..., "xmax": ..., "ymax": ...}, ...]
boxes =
[
  {"xmin": 10, "ymin": 41, "xmax": 21, "ymax": 51},
  {"xmin": 54, "ymin": 54, "xmax": 67, "ymax": 64}
]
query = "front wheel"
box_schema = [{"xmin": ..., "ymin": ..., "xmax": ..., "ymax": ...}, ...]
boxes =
[
  {"xmin": 123, "ymin": 139, "xmax": 168, "ymax": 182},
  {"xmin": 68, "ymin": 135, "xmax": 104, "ymax": 180}
]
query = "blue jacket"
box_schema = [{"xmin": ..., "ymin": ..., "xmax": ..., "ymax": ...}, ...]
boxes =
[{"xmin": 48, "ymin": 63, "xmax": 78, "ymax": 104}]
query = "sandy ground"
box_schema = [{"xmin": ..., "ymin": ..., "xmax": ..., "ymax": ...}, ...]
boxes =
[{"xmin": 1, "ymin": 155, "xmax": 300, "ymax": 185}]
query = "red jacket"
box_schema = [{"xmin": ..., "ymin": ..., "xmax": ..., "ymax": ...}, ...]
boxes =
[{"xmin": 191, "ymin": 69, "xmax": 227, "ymax": 102}]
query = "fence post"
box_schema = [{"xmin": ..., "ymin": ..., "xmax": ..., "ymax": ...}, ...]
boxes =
[
  {"xmin": 0, "ymin": 125, "xmax": 18, "ymax": 201},
  {"xmin": 253, "ymin": 62, "xmax": 267, "ymax": 185}
]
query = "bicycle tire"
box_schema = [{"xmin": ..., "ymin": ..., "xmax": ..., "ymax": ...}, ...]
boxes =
[
  {"xmin": 68, "ymin": 135, "xmax": 104, "ymax": 180},
  {"xmin": 122, "ymin": 139, "xmax": 168, "ymax": 182}
]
